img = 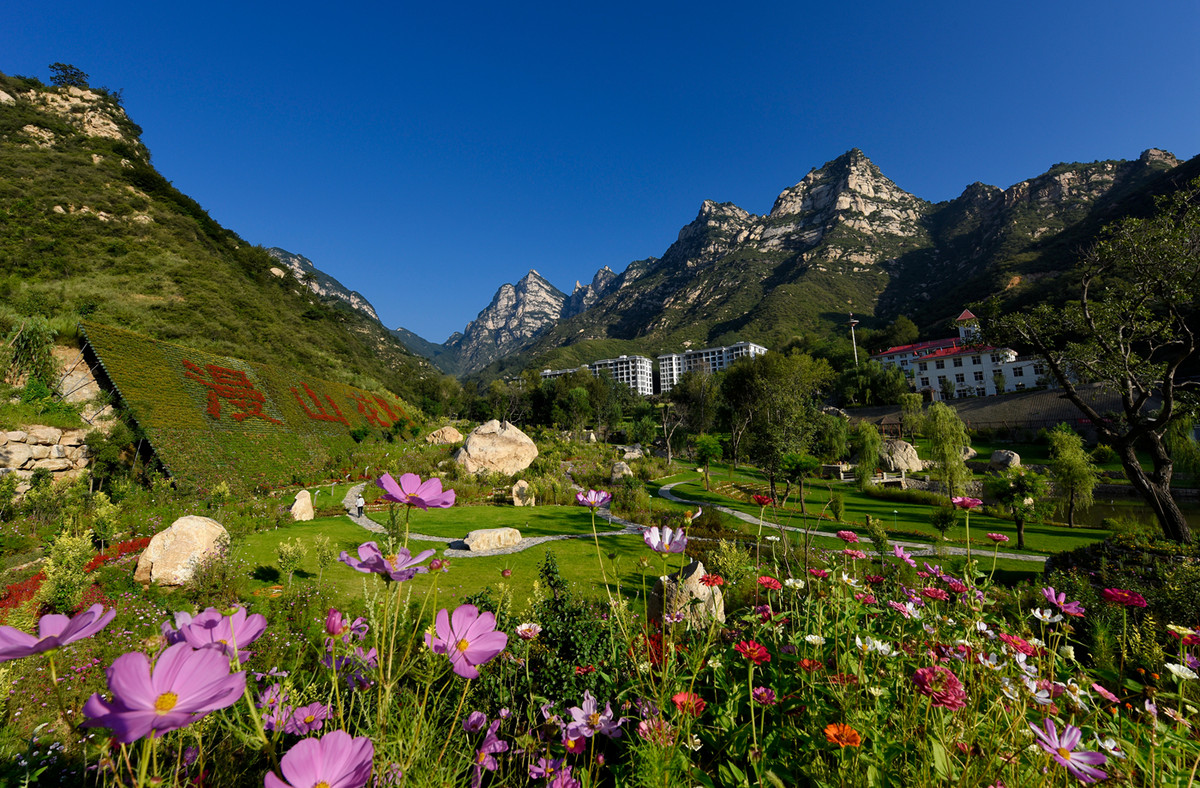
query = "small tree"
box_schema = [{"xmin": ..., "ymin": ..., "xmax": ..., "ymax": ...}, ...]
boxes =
[
  {"xmin": 899, "ymin": 393, "xmax": 924, "ymax": 441},
  {"xmin": 781, "ymin": 452, "xmax": 821, "ymax": 514},
  {"xmin": 852, "ymin": 421, "xmax": 883, "ymax": 489},
  {"xmin": 5, "ymin": 316, "xmax": 57, "ymax": 387},
  {"xmin": 925, "ymin": 402, "xmax": 971, "ymax": 497},
  {"xmin": 49, "ymin": 62, "xmax": 89, "ymax": 88},
  {"xmin": 693, "ymin": 434, "xmax": 722, "ymax": 491},
  {"xmin": 1047, "ymin": 424, "xmax": 1100, "ymax": 527},
  {"xmin": 939, "ymin": 377, "xmax": 956, "ymax": 402},
  {"xmin": 986, "ymin": 467, "xmax": 1051, "ymax": 550}
]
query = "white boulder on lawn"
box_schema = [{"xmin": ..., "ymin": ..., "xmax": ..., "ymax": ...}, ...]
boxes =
[
  {"xmin": 463, "ymin": 527, "xmax": 522, "ymax": 551},
  {"xmin": 291, "ymin": 490, "xmax": 314, "ymax": 521},
  {"xmin": 134, "ymin": 515, "xmax": 229, "ymax": 587},
  {"xmin": 453, "ymin": 420, "xmax": 539, "ymax": 476}
]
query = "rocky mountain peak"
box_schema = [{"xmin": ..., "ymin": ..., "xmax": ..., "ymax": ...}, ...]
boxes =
[
  {"xmin": 266, "ymin": 248, "xmax": 381, "ymax": 323},
  {"xmin": 446, "ymin": 270, "xmax": 568, "ymax": 373},
  {"xmin": 1140, "ymin": 148, "xmax": 1179, "ymax": 167}
]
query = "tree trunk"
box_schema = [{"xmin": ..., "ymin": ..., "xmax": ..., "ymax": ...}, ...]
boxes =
[
  {"xmin": 1015, "ymin": 515, "xmax": 1026, "ymax": 551},
  {"xmin": 798, "ymin": 478, "xmax": 808, "ymax": 516},
  {"xmin": 1066, "ymin": 490, "xmax": 1076, "ymax": 529},
  {"xmin": 1119, "ymin": 440, "xmax": 1192, "ymax": 544}
]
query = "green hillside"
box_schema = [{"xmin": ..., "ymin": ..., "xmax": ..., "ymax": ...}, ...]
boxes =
[{"xmin": 0, "ymin": 71, "xmax": 431, "ymax": 400}]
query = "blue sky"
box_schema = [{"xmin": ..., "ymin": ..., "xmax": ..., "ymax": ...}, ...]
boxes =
[{"xmin": 8, "ymin": 0, "xmax": 1198, "ymax": 342}]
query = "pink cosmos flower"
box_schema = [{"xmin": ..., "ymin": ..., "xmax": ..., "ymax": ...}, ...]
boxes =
[
  {"xmin": 808, "ymin": 568, "xmax": 830, "ymax": 579},
  {"xmin": 325, "ymin": 609, "xmax": 368, "ymax": 644},
  {"xmin": 836, "ymin": 530, "xmax": 859, "ymax": 543},
  {"xmin": 284, "ymin": 702, "xmax": 331, "ymax": 735},
  {"xmin": 172, "ymin": 606, "xmax": 267, "ymax": 659},
  {"xmin": 0, "ymin": 604, "xmax": 116, "ymax": 662},
  {"xmin": 340, "ymin": 541, "xmax": 435, "ymax": 583},
  {"xmin": 998, "ymin": 633, "xmax": 1039, "ymax": 657},
  {"xmin": 82, "ymin": 642, "xmax": 246, "ymax": 743},
  {"xmin": 843, "ymin": 549, "xmax": 867, "ymax": 560},
  {"xmin": 1042, "ymin": 587, "xmax": 1086, "ymax": 617},
  {"xmin": 569, "ymin": 691, "xmax": 624, "ymax": 737},
  {"xmin": 463, "ymin": 710, "xmax": 488, "ymax": 733},
  {"xmin": 515, "ymin": 622, "xmax": 542, "ymax": 640},
  {"xmin": 376, "ymin": 472, "xmax": 455, "ymax": 509},
  {"xmin": 1029, "ymin": 718, "xmax": 1108, "ymax": 784},
  {"xmin": 757, "ymin": 576, "xmax": 782, "ymax": 591},
  {"xmin": 265, "ymin": 729, "xmax": 375, "ymax": 788},
  {"xmin": 425, "ymin": 604, "xmax": 508, "ymax": 679},
  {"xmin": 986, "ymin": 533, "xmax": 1009, "ymax": 543},
  {"xmin": 575, "ymin": 489, "xmax": 612, "ymax": 508},
  {"xmin": 472, "ymin": 720, "xmax": 508, "ymax": 788},
  {"xmin": 1092, "ymin": 683, "xmax": 1120, "ymax": 705},
  {"xmin": 911, "ymin": 665, "xmax": 968, "ymax": 710},
  {"xmin": 892, "ymin": 544, "xmax": 917, "ymax": 569},
  {"xmin": 947, "ymin": 579, "xmax": 968, "ymax": 594},
  {"xmin": 1101, "ymin": 588, "xmax": 1147, "ymax": 608},
  {"xmin": 643, "ymin": 525, "xmax": 687, "ymax": 553},
  {"xmin": 951, "ymin": 496, "xmax": 983, "ymax": 510},
  {"xmin": 672, "ymin": 691, "xmax": 706, "ymax": 716}
]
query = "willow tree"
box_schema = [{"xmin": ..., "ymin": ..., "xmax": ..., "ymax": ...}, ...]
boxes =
[
  {"xmin": 1047, "ymin": 424, "xmax": 1099, "ymax": 528},
  {"xmin": 925, "ymin": 402, "xmax": 971, "ymax": 497},
  {"xmin": 992, "ymin": 179, "xmax": 1200, "ymax": 544}
]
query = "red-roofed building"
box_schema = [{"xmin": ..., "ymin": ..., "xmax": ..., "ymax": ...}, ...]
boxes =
[{"xmin": 868, "ymin": 310, "xmax": 1050, "ymax": 400}]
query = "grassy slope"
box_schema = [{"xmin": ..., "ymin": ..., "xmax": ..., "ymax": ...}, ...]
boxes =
[{"xmin": 0, "ymin": 72, "xmax": 430, "ymax": 401}]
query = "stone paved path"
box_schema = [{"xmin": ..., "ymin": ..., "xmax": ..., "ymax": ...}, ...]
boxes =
[
  {"xmin": 341, "ymin": 483, "xmax": 643, "ymax": 558},
  {"xmin": 656, "ymin": 481, "xmax": 1046, "ymax": 565}
]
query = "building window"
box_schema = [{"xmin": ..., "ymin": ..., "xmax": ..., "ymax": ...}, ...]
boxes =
[
  {"xmin": 1034, "ymin": 363, "xmax": 1045, "ymax": 375},
  {"xmin": 971, "ymin": 355, "xmax": 981, "ymax": 365},
  {"xmin": 955, "ymin": 373, "xmax": 965, "ymax": 384},
  {"xmin": 990, "ymin": 353, "xmax": 1001, "ymax": 364},
  {"xmin": 1013, "ymin": 366, "xmax": 1024, "ymax": 377},
  {"xmin": 974, "ymin": 371, "xmax": 984, "ymax": 382},
  {"xmin": 976, "ymin": 387, "xmax": 986, "ymax": 397},
  {"xmin": 935, "ymin": 360, "xmax": 945, "ymax": 370},
  {"xmin": 920, "ymin": 377, "xmax": 930, "ymax": 387},
  {"xmin": 918, "ymin": 362, "xmax": 927, "ymax": 372},
  {"xmin": 953, "ymin": 358, "xmax": 963, "ymax": 368}
]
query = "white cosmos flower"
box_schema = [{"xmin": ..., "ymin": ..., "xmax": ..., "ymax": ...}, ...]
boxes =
[
  {"xmin": 1031, "ymin": 608, "xmax": 1062, "ymax": 624},
  {"xmin": 1022, "ymin": 676, "xmax": 1053, "ymax": 706},
  {"xmin": 784, "ymin": 578, "xmax": 805, "ymax": 590},
  {"xmin": 1093, "ymin": 735, "xmax": 1125, "ymax": 759},
  {"xmin": 1166, "ymin": 662, "xmax": 1199, "ymax": 681},
  {"xmin": 976, "ymin": 653, "xmax": 1005, "ymax": 672},
  {"xmin": 805, "ymin": 634, "xmax": 826, "ymax": 646},
  {"xmin": 1058, "ymin": 645, "xmax": 1076, "ymax": 662},
  {"xmin": 1028, "ymin": 637, "xmax": 1046, "ymax": 648},
  {"xmin": 1013, "ymin": 653, "xmax": 1039, "ymax": 678},
  {"xmin": 840, "ymin": 572, "xmax": 860, "ymax": 587},
  {"xmin": 1000, "ymin": 677, "xmax": 1021, "ymax": 701}
]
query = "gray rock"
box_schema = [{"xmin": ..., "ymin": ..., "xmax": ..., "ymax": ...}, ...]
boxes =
[
  {"xmin": 464, "ymin": 527, "xmax": 522, "ymax": 551},
  {"xmin": 426, "ymin": 426, "xmax": 465, "ymax": 445},
  {"xmin": 649, "ymin": 560, "xmax": 725, "ymax": 626},
  {"xmin": 134, "ymin": 516, "xmax": 229, "ymax": 586},
  {"xmin": 59, "ymin": 430, "xmax": 88, "ymax": 447},
  {"xmin": 990, "ymin": 450, "xmax": 1021, "ymax": 470},
  {"xmin": 29, "ymin": 445, "xmax": 50, "ymax": 460},
  {"xmin": 6, "ymin": 431, "xmax": 27, "ymax": 443},
  {"xmin": 25, "ymin": 427, "xmax": 63, "ymax": 446},
  {"xmin": 611, "ymin": 461, "xmax": 633, "ymax": 483},
  {"xmin": 622, "ymin": 444, "xmax": 644, "ymax": 461},
  {"xmin": 35, "ymin": 459, "xmax": 74, "ymax": 472},
  {"xmin": 512, "ymin": 479, "xmax": 535, "ymax": 507},
  {"xmin": 0, "ymin": 443, "xmax": 34, "ymax": 469},
  {"xmin": 291, "ymin": 490, "xmax": 315, "ymax": 521},
  {"xmin": 961, "ymin": 446, "xmax": 978, "ymax": 461},
  {"xmin": 454, "ymin": 420, "xmax": 539, "ymax": 476},
  {"xmin": 880, "ymin": 440, "xmax": 922, "ymax": 472}
]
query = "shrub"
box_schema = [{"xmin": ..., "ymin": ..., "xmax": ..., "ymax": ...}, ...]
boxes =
[
  {"xmin": 863, "ymin": 484, "xmax": 949, "ymax": 507},
  {"xmin": 1091, "ymin": 444, "xmax": 1118, "ymax": 464},
  {"xmin": 830, "ymin": 492, "xmax": 845, "ymax": 523},
  {"xmin": 38, "ymin": 530, "xmax": 94, "ymax": 613},
  {"xmin": 276, "ymin": 538, "xmax": 307, "ymax": 585},
  {"xmin": 184, "ymin": 536, "xmax": 249, "ymax": 607},
  {"xmin": 930, "ymin": 506, "xmax": 960, "ymax": 538}
]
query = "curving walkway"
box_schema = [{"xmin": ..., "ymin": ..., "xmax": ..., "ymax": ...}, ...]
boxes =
[
  {"xmin": 341, "ymin": 483, "xmax": 643, "ymax": 558},
  {"xmin": 656, "ymin": 480, "xmax": 1047, "ymax": 565}
]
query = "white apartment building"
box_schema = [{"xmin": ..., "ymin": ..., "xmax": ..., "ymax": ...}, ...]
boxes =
[
  {"xmin": 870, "ymin": 310, "xmax": 1051, "ymax": 400},
  {"xmin": 541, "ymin": 354, "xmax": 654, "ymax": 396},
  {"xmin": 658, "ymin": 341, "xmax": 767, "ymax": 393}
]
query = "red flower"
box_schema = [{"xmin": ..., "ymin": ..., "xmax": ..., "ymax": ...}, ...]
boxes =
[
  {"xmin": 672, "ymin": 692, "xmax": 706, "ymax": 716},
  {"xmin": 808, "ymin": 568, "xmax": 830, "ymax": 579},
  {"xmin": 798, "ymin": 659, "xmax": 824, "ymax": 672},
  {"xmin": 921, "ymin": 587, "xmax": 950, "ymax": 602},
  {"xmin": 1101, "ymin": 588, "xmax": 1147, "ymax": 608},
  {"xmin": 735, "ymin": 640, "xmax": 771, "ymax": 665},
  {"xmin": 998, "ymin": 633, "xmax": 1039, "ymax": 657},
  {"xmin": 574, "ymin": 664, "xmax": 596, "ymax": 676},
  {"xmin": 863, "ymin": 574, "xmax": 884, "ymax": 585},
  {"xmin": 757, "ymin": 576, "xmax": 782, "ymax": 591},
  {"xmin": 752, "ymin": 494, "xmax": 774, "ymax": 506},
  {"xmin": 912, "ymin": 665, "xmax": 968, "ymax": 710},
  {"xmin": 946, "ymin": 580, "xmax": 968, "ymax": 594},
  {"xmin": 828, "ymin": 672, "xmax": 858, "ymax": 686},
  {"xmin": 700, "ymin": 574, "xmax": 724, "ymax": 587}
]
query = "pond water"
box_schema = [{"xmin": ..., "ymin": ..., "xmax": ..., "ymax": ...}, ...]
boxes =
[{"xmin": 1070, "ymin": 496, "xmax": 1200, "ymax": 529}]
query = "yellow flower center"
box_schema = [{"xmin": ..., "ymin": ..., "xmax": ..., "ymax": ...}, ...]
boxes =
[
  {"xmin": 588, "ymin": 712, "xmax": 601, "ymax": 727},
  {"xmin": 457, "ymin": 639, "xmax": 471, "ymax": 652},
  {"xmin": 385, "ymin": 554, "xmax": 397, "ymax": 565},
  {"xmin": 315, "ymin": 783, "xmax": 330, "ymax": 788},
  {"xmin": 1057, "ymin": 747, "xmax": 1072, "ymax": 760},
  {"xmin": 305, "ymin": 714, "xmax": 316, "ymax": 723},
  {"xmin": 155, "ymin": 692, "xmax": 178, "ymax": 714}
]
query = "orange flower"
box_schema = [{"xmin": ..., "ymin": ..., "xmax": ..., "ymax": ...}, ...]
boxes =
[{"xmin": 824, "ymin": 722, "xmax": 861, "ymax": 748}]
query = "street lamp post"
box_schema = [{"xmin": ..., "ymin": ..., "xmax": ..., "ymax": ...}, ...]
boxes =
[
  {"xmin": 848, "ymin": 313, "xmax": 860, "ymax": 367},
  {"xmin": 893, "ymin": 509, "xmax": 898, "ymax": 530}
]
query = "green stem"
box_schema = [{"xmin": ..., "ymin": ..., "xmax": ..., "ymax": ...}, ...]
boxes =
[{"xmin": 437, "ymin": 680, "xmax": 472, "ymax": 764}]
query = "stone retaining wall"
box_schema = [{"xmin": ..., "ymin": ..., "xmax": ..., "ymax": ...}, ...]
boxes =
[{"xmin": 0, "ymin": 426, "xmax": 90, "ymax": 492}]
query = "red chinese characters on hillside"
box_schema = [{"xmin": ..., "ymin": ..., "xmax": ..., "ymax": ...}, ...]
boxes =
[
  {"xmin": 291, "ymin": 382, "xmax": 349, "ymax": 426},
  {"xmin": 183, "ymin": 360, "xmax": 283, "ymax": 425},
  {"xmin": 349, "ymin": 393, "xmax": 403, "ymax": 428}
]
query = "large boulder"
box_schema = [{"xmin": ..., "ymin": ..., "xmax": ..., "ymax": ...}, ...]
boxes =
[
  {"xmin": 622, "ymin": 444, "xmax": 644, "ymax": 461},
  {"xmin": 426, "ymin": 426, "xmax": 464, "ymax": 445},
  {"xmin": 649, "ymin": 560, "xmax": 725, "ymax": 626},
  {"xmin": 453, "ymin": 420, "xmax": 538, "ymax": 476},
  {"xmin": 879, "ymin": 440, "xmax": 922, "ymax": 473},
  {"xmin": 291, "ymin": 490, "xmax": 315, "ymax": 521},
  {"xmin": 961, "ymin": 446, "xmax": 978, "ymax": 461},
  {"xmin": 25, "ymin": 427, "xmax": 63, "ymax": 446},
  {"xmin": 512, "ymin": 480, "xmax": 535, "ymax": 507},
  {"xmin": 611, "ymin": 461, "xmax": 633, "ymax": 483},
  {"xmin": 463, "ymin": 527, "xmax": 522, "ymax": 552},
  {"xmin": 990, "ymin": 450, "xmax": 1021, "ymax": 470},
  {"xmin": 0, "ymin": 443, "xmax": 35, "ymax": 469},
  {"xmin": 134, "ymin": 516, "xmax": 229, "ymax": 587}
]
